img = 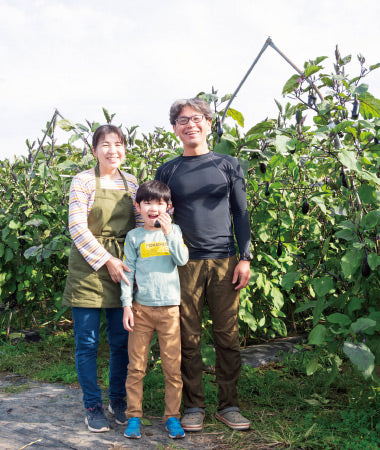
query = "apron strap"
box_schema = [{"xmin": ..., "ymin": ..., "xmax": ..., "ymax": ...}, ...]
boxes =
[
  {"xmin": 95, "ymin": 163, "xmax": 101, "ymax": 190},
  {"xmin": 119, "ymin": 169, "xmax": 131, "ymax": 192},
  {"xmin": 95, "ymin": 163, "xmax": 131, "ymax": 194}
]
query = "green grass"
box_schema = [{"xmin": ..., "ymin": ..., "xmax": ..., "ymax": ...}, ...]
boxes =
[
  {"xmin": 0, "ymin": 384, "xmax": 33, "ymax": 394},
  {"xmin": 1, "ymin": 330, "xmax": 379, "ymax": 449},
  {"xmin": 234, "ymin": 364, "xmax": 380, "ymax": 449}
]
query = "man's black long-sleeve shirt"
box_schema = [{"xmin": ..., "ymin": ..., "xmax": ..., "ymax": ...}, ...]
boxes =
[{"xmin": 155, "ymin": 151, "xmax": 251, "ymax": 260}]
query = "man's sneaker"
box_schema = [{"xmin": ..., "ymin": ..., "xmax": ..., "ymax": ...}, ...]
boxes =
[
  {"xmin": 215, "ymin": 406, "xmax": 250, "ymax": 430},
  {"xmin": 108, "ymin": 398, "xmax": 127, "ymax": 425},
  {"xmin": 165, "ymin": 417, "xmax": 185, "ymax": 439},
  {"xmin": 124, "ymin": 417, "xmax": 141, "ymax": 439},
  {"xmin": 180, "ymin": 408, "xmax": 205, "ymax": 432},
  {"xmin": 85, "ymin": 403, "xmax": 110, "ymax": 432}
]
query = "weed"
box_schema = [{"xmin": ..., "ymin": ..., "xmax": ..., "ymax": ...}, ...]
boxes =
[
  {"xmin": 37, "ymin": 362, "xmax": 77, "ymax": 384},
  {"xmin": 0, "ymin": 384, "xmax": 32, "ymax": 394}
]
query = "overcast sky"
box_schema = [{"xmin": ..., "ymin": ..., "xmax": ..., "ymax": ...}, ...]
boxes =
[{"xmin": 1, "ymin": 0, "xmax": 379, "ymax": 161}]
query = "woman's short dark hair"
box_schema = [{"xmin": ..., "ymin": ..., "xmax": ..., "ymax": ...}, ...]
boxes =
[
  {"xmin": 135, "ymin": 180, "xmax": 171, "ymax": 204},
  {"xmin": 92, "ymin": 124, "xmax": 126, "ymax": 148},
  {"xmin": 169, "ymin": 98, "xmax": 212, "ymax": 125}
]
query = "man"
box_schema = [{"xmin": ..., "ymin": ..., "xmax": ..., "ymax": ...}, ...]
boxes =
[{"xmin": 155, "ymin": 98, "xmax": 252, "ymax": 431}]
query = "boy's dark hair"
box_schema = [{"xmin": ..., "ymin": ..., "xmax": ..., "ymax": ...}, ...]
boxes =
[
  {"xmin": 92, "ymin": 124, "xmax": 126, "ymax": 148},
  {"xmin": 135, "ymin": 180, "xmax": 171, "ymax": 204}
]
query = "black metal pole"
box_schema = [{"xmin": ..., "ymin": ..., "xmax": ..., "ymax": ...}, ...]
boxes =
[{"xmin": 220, "ymin": 37, "xmax": 324, "ymax": 127}]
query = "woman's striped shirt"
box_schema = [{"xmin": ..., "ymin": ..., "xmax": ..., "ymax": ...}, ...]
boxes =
[{"xmin": 68, "ymin": 168, "xmax": 143, "ymax": 271}]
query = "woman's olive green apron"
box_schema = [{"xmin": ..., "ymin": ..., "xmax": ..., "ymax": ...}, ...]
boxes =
[{"xmin": 63, "ymin": 165, "xmax": 136, "ymax": 308}]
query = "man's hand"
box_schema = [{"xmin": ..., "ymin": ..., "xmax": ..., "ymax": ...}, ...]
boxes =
[
  {"xmin": 123, "ymin": 306, "xmax": 134, "ymax": 332},
  {"xmin": 156, "ymin": 212, "xmax": 172, "ymax": 236},
  {"xmin": 232, "ymin": 260, "xmax": 251, "ymax": 290},
  {"xmin": 105, "ymin": 256, "xmax": 131, "ymax": 284}
]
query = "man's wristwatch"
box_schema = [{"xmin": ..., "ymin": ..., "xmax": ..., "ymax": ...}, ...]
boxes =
[{"xmin": 240, "ymin": 252, "xmax": 253, "ymax": 261}]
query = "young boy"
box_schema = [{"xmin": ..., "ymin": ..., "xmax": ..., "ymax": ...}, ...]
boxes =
[{"xmin": 121, "ymin": 180, "xmax": 189, "ymax": 440}]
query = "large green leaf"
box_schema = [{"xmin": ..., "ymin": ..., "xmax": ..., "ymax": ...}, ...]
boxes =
[
  {"xmin": 317, "ymin": 100, "xmax": 332, "ymax": 115},
  {"xmin": 270, "ymin": 286, "xmax": 284, "ymax": 310},
  {"xmin": 271, "ymin": 317, "xmax": 287, "ymax": 337},
  {"xmin": 335, "ymin": 229, "xmax": 355, "ymax": 241},
  {"xmin": 24, "ymin": 245, "xmax": 42, "ymax": 259},
  {"xmin": 347, "ymin": 297, "xmax": 364, "ymax": 316},
  {"xmin": 358, "ymin": 184, "xmax": 377, "ymax": 204},
  {"xmin": 275, "ymin": 135, "xmax": 294, "ymax": 154},
  {"xmin": 312, "ymin": 277, "xmax": 334, "ymax": 297},
  {"xmin": 314, "ymin": 56, "xmax": 328, "ymax": 65},
  {"xmin": 367, "ymin": 312, "xmax": 380, "ymax": 332},
  {"xmin": 306, "ymin": 357, "xmax": 320, "ymax": 376},
  {"xmin": 295, "ymin": 301, "xmax": 316, "ymax": 313},
  {"xmin": 304, "ymin": 64, "xmax": 322, "ymax": 78},
  {"xmin": 5, "ymin": 234, "xmax": 19, "ymax": 251},
  {"xmin": 257, "ymin": 225, "xmax": 270, "ymax": 243},
  {"xmin": 369, "ymin": 63, "xmax": 380, "ymax": 71},
  {"xmin": 25, "ymin": 218, "xmax": 48, "ymax": 227},
  {"xmin": 239, "ymin": 309, "xmax": 257, "ymax": 332},
  {"xmin": 214, "ymin": 138, "xmax": 234, "ymax": 155},
  {"xmin": 245, "ymin": 121, "xmax": 275, "ymax": 136},
  {"xmin": 359, "ymin": 92, "xmax": 380, "ymax": 119},
  {"xmin": 256, "ymin": 272, "xmax": 268, "ymax": 291},
  {"xmin": 282, "ymin": 74, "xmax": 300, "ymax": 95},
  {"xmin": 281, "ymin": 272, "xmax": 300, "ymax": 291},
  {"xmin": 359, "ymin": 170, "xmax": 380, "ymax": 186},
  {"xmin": 226, "ymin": 108, "xmax": 244, "ymax": 127},
  {"xmin": 343, "ymin": 342, "xmax": 374, "ymax": 378},
  {"xmin": 312, "ymin": 196, "xmax": 326, "ymax": 214},
  {"xmin": 341, "ymin": 249, "xmax": 363, "ymax": 278},
  {"xmin": 308, "ymin": 324, "xmax": 327, "ymax": 346},
  {"xmin": 5, "ymin": 247, "xmax": 13, "ymax": 263},
  {"xmin": 368, "ymin": 253, "xmax": 380, "ymax": 270},
  {"xmin": 338, "ymin": 149, "xmax": 358, "ymax": 171},
  {"xmin": 363, "ymin": 210, "xmax": 380, "ymax": 229},
  {"xmin": 313, "ymin": 297, "xmax": 327, "ymax": 327},
  {"xmin": 8, "ymin": 220, "xmax": 21, "ymax": 230},
  {"xmin": 353, "ymin": 84, "xmax": 369, "ymax": 96},
  {"xmin": 57, "ymin": 119, "xmax": 76, "ymax": 131},
  {"xmin": 326, "ymin": 313, "xmax": 351, "ymax": 327},
  {"xmin": 350, "ymin": 318, "xmax": 376, "ymax": 334}
]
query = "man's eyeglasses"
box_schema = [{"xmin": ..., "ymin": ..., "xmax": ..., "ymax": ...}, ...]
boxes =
[{"xmin": 175, "ymin": 115, "xmax": 204, "ymax": 126}]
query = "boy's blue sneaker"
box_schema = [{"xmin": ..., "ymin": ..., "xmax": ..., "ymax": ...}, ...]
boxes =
[
  {"xmin": 124, "ymin": 417, "xmax": 141, "ymax": 439},
  {"xmin": 165, "ymin": 417, "xmax": 185, "ymax": 439}
]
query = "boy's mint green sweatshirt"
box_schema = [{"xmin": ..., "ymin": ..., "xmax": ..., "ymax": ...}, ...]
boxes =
[{"xmin": 120, "ymin": 224, "xmax": 189, "ymax": 307}]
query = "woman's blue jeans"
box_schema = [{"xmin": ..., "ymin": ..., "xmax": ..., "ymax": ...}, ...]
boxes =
[{"xmin": 72, "ymin": 307, "xmax": 129, "ymax": 409}]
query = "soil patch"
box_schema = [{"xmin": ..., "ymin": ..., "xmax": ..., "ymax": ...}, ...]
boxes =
[
  {"xmin": 0, "ymin": 373, "xmax": 224, "ymax": 450},
  {"xmin": 0, "ymin": 337, "xmax": 303, "ymax": 449}
]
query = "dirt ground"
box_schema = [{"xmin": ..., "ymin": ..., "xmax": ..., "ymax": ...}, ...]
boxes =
[
  {"xmin": 0, "ymin": 372, "xmax": 229, "ymax": 450},
  {"xmin": 0, "ymin": 337, "xmax": 302, "ymax": 450}
]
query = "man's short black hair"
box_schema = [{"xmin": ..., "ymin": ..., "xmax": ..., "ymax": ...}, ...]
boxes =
[
  {"xmin": 169, "ymin": 98, "xmax": 212, "ymax": 125},
  {"xmin": 135, "ymin": 180, "xmax": 171, "ymax": 204}
]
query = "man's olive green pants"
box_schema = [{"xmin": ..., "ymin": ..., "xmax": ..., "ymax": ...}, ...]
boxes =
[{"xmin": 178, "ymin": 256, "xmax": 241, "ymax": 411}]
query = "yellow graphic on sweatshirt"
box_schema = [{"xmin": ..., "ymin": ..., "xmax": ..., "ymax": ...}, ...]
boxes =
[{"xmin": 140, "ymin": 241, "xmax": 170, "ymax": 258}]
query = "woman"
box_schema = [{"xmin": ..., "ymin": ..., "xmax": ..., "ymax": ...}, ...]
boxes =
[{"xmin": 63, "ymin": 124, "xmax": 142, "ymax": 433}]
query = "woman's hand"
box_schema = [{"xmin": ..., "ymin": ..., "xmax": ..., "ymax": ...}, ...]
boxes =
[
  {"xmin": 105, "ymin": 256, "xmax": 131, "ymax": 284},
  {"xmin": 123, "ymin": 306, "xmax": 134, "ymax": 332}
]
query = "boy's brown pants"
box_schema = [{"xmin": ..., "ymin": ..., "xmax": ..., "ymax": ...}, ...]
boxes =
[{"xmin": 126, "ymin": 302, "xmax": 182, "ymax": 420}]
